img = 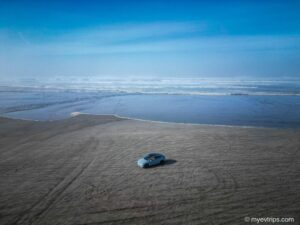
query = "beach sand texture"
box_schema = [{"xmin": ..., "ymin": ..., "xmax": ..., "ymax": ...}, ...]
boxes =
[{"xmin": 0, "ymin": 115, "xmax": 299, "ymax": 225}]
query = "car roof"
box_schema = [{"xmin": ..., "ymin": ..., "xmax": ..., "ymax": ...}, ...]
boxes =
[{"xmin": 144, "ymin": 153, "xmax": 164, "ymax": 157}]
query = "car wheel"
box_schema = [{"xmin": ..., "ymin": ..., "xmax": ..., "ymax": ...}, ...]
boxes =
[
  {"xmin": 160, "ymin": 160, "xmax": 165, "ymax": 164},
  {"xmin": 144, "ymin": 163, "xmax": 150, "ymax": 168}
]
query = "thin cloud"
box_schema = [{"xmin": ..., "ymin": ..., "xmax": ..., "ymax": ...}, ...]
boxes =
[
  {"xmin": 42, "ymin": 21, "xmax": 205, "ymax": 44},
  {"xmin": 3, "ymin": 22, "xmax": 299, "ymax": 56},
  {"xmin": 11, "ymin": 34, "xmax": 300, "ymax": 55}
]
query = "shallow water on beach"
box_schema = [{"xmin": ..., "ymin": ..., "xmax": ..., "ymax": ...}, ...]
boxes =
[{"xmin": 1, "ymin": 90, "xmax": 300, "ymax": 128}]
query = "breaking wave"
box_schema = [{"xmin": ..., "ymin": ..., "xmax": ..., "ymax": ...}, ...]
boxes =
[{"xmin": 1, "ymin": 77, "xmax": 300, "ymax": 96}]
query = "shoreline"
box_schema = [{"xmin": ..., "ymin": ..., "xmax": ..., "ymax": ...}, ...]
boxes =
[
  {"xmin": 1, "ymin": 91, "xmax": 300, "ymax": 129},
  {"xmin": 1, "ymin": 112, "xmax": 298, "ymax": 130}
]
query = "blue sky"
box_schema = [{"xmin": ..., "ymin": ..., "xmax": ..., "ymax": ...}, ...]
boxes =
[{"xmin": 0, "ymin": 0, "xmax": 300, "ymax": 79}]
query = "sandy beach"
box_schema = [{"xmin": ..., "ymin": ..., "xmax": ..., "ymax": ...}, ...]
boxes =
[{"xmin": 0, "ymin": 114, "xmax": 299, "ymax": 225}]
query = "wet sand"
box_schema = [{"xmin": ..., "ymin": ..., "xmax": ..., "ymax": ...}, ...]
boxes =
[{"xmin": 0, "ymin": 115, "xmax": 299, "ymax": 225}]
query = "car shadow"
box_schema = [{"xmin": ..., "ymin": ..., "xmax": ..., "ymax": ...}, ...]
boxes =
[
  {"xmin": 162, "ymin": 159, "xmax": 177, "ymax": 166},
  {"xmin": 146, "ymin": 159, "xmax": 177, "ymax": 169}
]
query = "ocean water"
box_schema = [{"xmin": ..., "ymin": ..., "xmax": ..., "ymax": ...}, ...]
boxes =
[{"xmin": 0, "ymin": 78, "xmax": 300, "ymax": 128}]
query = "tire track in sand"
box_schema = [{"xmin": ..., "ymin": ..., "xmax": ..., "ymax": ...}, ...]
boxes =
[{"xmin": 13, "ymin": 138, "xmax": 99, "ymax": 225}]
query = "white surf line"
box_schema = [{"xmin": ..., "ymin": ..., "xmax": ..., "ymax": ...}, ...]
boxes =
[
  {"xmin": 0, "ymin": 114, "xmax": 41, "ymax": 122},
  {"xmin": 0, "ymin": 112, "xmax": 289, "ymax": 130},
  {"xmin": 69, "ymin": 112, "xmax": 274, "ymax": 129}
]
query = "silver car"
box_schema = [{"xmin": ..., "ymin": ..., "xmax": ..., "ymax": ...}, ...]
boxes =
[{"xmin": 137, "ymin": 153, "xmax": 166, "ymax": 168}]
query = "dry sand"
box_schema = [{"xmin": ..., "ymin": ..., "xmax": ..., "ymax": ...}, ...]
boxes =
[{"xmin": 0, "ymin": 115, "xmax": 299, "ymax": 225}]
